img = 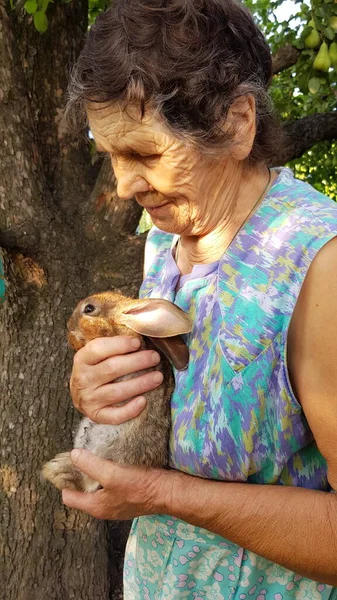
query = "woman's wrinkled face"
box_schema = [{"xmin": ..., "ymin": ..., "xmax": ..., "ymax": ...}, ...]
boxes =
[{"xmin": 87, "ymin": 102, "xmax": 232, "ymax": 236}]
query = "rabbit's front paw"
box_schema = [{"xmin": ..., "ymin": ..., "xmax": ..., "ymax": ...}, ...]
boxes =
[{"xmin": 42, "ymin": 451, "xmax": 99, "ymax": 492}]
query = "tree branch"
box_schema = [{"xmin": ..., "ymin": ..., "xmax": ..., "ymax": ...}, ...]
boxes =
[
  {"xmin": 272, "ymin": 45, "xmax": 301, "ymax": 74},
  {"xmin": 273, "ymin": 112, "xmax": 337, "ymax": 165}
]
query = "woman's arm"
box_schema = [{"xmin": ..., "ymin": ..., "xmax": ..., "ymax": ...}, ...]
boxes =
[
  {"xmin": 62, "ymin": 448, "xmax": 337, "ymax": 585},
  {"xmin": 63, "ymin": 238, "xmax": 337, "ymax": 585},
  {"xmin": 164, "ymin": 468, "xmax": 337, "ymax": 585}
]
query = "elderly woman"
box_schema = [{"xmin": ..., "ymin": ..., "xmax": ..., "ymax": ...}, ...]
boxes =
[{"xmin": 62, "ymin": 0, "xmax": 337, "ymax": 598}]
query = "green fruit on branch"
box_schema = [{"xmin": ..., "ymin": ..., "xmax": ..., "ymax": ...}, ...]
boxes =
[
  {"xmin": 304, "ymin": 27, "xmax": 321, "ymax": 49},
  {"xmin": 329, "ymin": 16, "xmax": 337, "ymax": 32},
  {"xmin": 329, "ymin": 42, "xmax": 337, "ymax": 68},
  {"xmin": 313, "ymin": 42, "xmax": 331, "ymax": 72}
]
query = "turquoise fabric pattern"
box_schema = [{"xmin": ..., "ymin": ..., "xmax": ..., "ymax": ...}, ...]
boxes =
[
  {"xmin": 0, "ymin": 255, "xmax": 5, "ymax": 304},
  {"xmin": 124, "ymin": 168, "xmax": 337, "ymax": 599}
]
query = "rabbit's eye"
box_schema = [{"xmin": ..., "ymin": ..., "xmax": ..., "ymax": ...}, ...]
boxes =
[{"xmin": 83, "ymin": 304, "xmax": 96, "ymax": 314}]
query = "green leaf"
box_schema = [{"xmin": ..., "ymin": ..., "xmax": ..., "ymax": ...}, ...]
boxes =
[
  {"xmin": 308, "ymin": 77, "xmax": 321, "ymax": 93},
  {"xmin": 297, "ymin": 72, "xmax": 309, "ymax": 93},
  {"xmin": 324, "ymin": 27, "xmax": 336, "ymax": 41},
  {"xmin": 301, "ymin": 25, "xmax": 314, "ymax": 39},
  {"xmin": 24, "ymin": 0, "xmax": 38, "ymax": 14},
  {"xmin": 39, "ymin": 0, "xmax": 50, "ymax": 11},
  {"xmin": 34, "ymin": 10, "xmax": 48, "ymax": 32},
  {"xmin": 294, "ymin": 38, "xmax": 305, "ymax": 49},
  {"xmin": 314, "ymin": 6, "xmax": 328, "ymax": 19}
]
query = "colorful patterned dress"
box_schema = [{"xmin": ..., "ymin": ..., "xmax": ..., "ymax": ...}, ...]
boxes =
[{"xmin": 124, "ymin": 168, "xmax": 337, "ymax": 600}]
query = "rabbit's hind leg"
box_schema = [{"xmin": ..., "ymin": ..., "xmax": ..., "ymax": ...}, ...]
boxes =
[{"xmin": 42, "ymin": 452, "xmax": 100, "ymax": 492}]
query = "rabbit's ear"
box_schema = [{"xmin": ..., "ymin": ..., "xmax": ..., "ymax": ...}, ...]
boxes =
[
  {"xmin": 119, "ymin": 299, "xmax": 192, "ymax": 338},
  {"xmin": 149, "ymin": 335, "xmax": 189, "ymax": 371}
]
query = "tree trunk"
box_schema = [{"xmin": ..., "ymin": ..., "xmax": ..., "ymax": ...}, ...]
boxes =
[{"xmin": 0, "ymin": 2, "xmax": 141, "ymax": 598}]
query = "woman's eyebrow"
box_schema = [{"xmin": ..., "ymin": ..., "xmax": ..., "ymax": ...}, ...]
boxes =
[
  {"xmin": 94, "ymin": 137, "xmax": 158, "ymax": 155},
  {"xmin": 94, "ymin": 143, "xmax": 123, "ymax": 157},
  {"xmin": 95, "ymin": 141, "xmax": 130, "ymax": 154}
]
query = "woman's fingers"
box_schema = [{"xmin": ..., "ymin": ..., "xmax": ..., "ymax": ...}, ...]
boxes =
[
  {"xmin": 71, "ymin": 449, "xmax": 116, "ymax": 486},
  {"xmin": 78, "ymin": 336, "xmax": 141, "ymax": 366},
  {"xmin": 62, "ymin": 449, "xmax": 166, "ymax": 520},
  {"xmin": 61, "ymin": 450, "xmax": 166, "ymax": 521},
  {"xmin": 76, "ymin": 369, "xmax": 164, "ymax": 423},
  {"xmin": 91, "ymin": 396, "xmax": 148, "ymax": 425},
  {"xmin": 68, "ymin": 334, "xmax": 165, "ymax": 425},
  {"xmin": 86, "ymin": 348, "xmax": 161, "ymax": 387}
]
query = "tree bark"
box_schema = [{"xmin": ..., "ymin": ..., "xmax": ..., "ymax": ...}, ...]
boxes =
[{"xmin": 0, "ymin": 2, "xmax": 140, "ymax": 598}]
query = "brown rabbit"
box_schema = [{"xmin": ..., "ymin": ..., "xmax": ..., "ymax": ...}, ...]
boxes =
[{"xmin": 42, "ymin": 291, "xmax": 192, "ymax": 492}]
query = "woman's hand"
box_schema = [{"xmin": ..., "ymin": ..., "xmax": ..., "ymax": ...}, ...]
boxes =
[
  {"xmin": 62, "ymin": 449, "xmax": 169, "ymax": 520},
  {"xmin": 69, "ymin": 336, "xmax": 163, "ymax": 425}
]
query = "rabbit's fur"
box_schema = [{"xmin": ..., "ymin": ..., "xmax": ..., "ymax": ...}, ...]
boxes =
[{"xmin": 42, "ymin": 291, "xmax": 192, "ymax": 492}]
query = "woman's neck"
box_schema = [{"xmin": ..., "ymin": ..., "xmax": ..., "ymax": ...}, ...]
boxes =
[{"xmin": 176, "ymin": 166, "xmax": 276, "ymax": 275}]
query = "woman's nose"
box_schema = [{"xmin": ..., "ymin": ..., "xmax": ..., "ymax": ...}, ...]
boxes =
[{"xmin": 116, "ymin": 172, "xmax": 151, "ymax": 200}]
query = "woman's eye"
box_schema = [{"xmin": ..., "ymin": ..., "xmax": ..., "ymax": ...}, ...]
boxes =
[
  {"xmin": 141, "ymin": 154, "xmax": 160, "ymax": 162},
  {"xmin": 129, "ymin": 152, "xmax": 160, "ymax": 161}
]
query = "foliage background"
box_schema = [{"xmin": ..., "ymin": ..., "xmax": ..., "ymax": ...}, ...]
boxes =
[{"xmin": 245, "ymin": 0, "xmax": 337, "ymax": 200}]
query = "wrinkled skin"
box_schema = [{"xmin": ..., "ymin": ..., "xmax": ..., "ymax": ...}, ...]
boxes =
[{"xmin": 88, "ymin": 99, "xmax": 274, "ymax": 272}]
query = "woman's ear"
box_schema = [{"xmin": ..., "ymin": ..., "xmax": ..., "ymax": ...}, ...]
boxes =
[{"xmin": 224, "ymin": 94, "xmax": 256, "ymax": 161}]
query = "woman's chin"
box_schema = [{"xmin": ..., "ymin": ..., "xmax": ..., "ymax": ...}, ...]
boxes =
[{"xmin": 146, "ymin": 204, "xmax": 181, "ymax": 233}]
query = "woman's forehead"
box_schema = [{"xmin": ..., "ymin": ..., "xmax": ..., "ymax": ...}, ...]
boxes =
[{"xmin": 87, "ymin": 102, "xmax": 165, "ymax": 150}]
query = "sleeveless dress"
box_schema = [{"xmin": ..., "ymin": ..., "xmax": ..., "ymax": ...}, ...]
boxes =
[
  {"xmin": 124, "ymin": 167, "xmax": 337, "ymax": 599},
  {"xmin": 125, "ymin": 166, "xmax": 337, "ymax": 599}
]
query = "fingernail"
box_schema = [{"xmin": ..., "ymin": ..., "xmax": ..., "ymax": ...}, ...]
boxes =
[
  {"xmin": 71, "ymin": 449, "xmax": 81, "ymax": 463},
  {"xmin": 151, "ymin": 351, "xmax": 161, "ymax": 364},
  {"xmin": 153, "ymin": 372, "xmax": 164, "ymax": 385},
  {"xmin": 62, "ymin": 490, "xmax": 69, "ymax": 503},
  {"xmin": 136, "ymin": 396, "xmax": 146, "ymax": 407},
  {"xmin": 131, "ymin": 338, "xmax": 141, "ymax": 349}
]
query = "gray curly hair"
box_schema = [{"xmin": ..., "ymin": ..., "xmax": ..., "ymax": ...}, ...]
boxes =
[{"xmin": 66, "ymin": 0, "xmax": 280, "ymax": 164}]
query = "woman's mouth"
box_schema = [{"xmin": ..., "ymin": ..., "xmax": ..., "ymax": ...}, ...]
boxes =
[{"xmin": 145, "ymin": 202, "xmax": 171, "ymax": 216}]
